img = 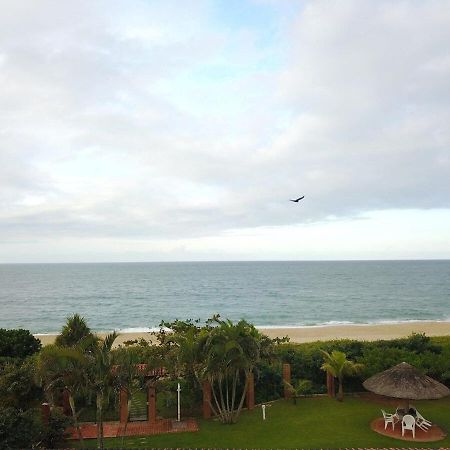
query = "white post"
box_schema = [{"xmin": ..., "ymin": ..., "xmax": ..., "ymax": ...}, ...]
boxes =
[
  {"xmin": 177, "ymin": 382, "xmax": 181, "ymax": 422},
  {"xmin": 262, "ymin": 404, "xmax": 266, "ymax": 420}
]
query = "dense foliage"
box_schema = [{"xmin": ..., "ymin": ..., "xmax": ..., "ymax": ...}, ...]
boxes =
[
  {"xmin": 276, "ymin": 333, "xmax": 450, "ymax": 394},
  {"xmin": 0, "ymin": 407, "xmax": 69, "ymax": 449},
  {"xmin": 0, "ymin": 329, "xmax": 41, "ymax": 360},
  {"xmin": 0, "ymin": 359, "xmax": 42, "ymax": 408},
  {"xmin": 55, "ymin": 314, "xmax": 96, "ymax": 348}
]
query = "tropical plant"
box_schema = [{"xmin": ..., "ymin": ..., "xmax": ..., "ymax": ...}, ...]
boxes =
[
  {"xmin": 199, "ymin": 318, "xmax": 274, "ymax": 424},
  {"xmin": 283, "ymin": 378, "xmax": 313, "ymax": 404},
  {"xmin": 0, "ymin": 358, "xmax": 42, "ymax": 408},
  {"xmin": 0, "ymin": 406, "xmax": 42, "ymax": 449},
  {"xmin": 40, "ymin": 408, "xmax": 71, "ymax": 449},
  {"xmin": 55, "ymin": 314, "xmax": 95, "ymax": 348},
  {"xmin": 112, "ymin": 345, "xmax": 146, "ymax": 449},
  {"xmin": 88, "ymin": 332, "xmax": 120, "ymax": 450},
  {"xmin": 37, "ymin": 344, "xmax": 88, "ymax": 446},
  {"xmin": 320, "ymin": 350, "xmax": 363, "ymax": 401}
]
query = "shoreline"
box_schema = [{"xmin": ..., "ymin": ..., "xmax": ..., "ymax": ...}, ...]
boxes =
[{"xmin": 35, "ymin": 320, "xmax": 450, "ymax": 347}]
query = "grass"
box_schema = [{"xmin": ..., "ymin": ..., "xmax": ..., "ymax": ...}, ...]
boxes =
[{"xmin": 68, "ymin": 395, "xmax": 450, "ymax": 448}]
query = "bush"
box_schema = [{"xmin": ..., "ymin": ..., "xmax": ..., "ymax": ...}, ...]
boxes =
[
  {"xmin": 272, "ymin": 334, "xmax": 450, "ymax": 396},
  {"xmin": 0, "ymin": 329, "xmax": 41, "ymax": 359},
  {"xmin": 41, "ymin": 408, "xmax": 71, "ymax": 448},
  {"xmin": 255, "ymin": 361, "xmax": 283, "ymax": 403},
  {"xmin": 0, "ymin": 406, "xmax": 71, "ymax": 449},
  {"xmin": 0, "ymin": 407, "xmax": 42, "ymax": 449},
  {"xmin": 0, "ymin": 359, "xmax": 43, "ymax": 408}
]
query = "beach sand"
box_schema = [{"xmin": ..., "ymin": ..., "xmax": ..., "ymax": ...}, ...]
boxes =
[{"xmin": 35, "ymin": 321, "xmax": 450, "ymax": 347}]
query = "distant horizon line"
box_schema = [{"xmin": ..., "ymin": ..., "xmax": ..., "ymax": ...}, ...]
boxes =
[{"xmin": 1, "ymin": 258, "xmax": 449, "ymax": 265}]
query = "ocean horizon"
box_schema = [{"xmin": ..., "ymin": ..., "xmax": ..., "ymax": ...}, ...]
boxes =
[{"xmin": 1, "ymin": 260, "xmax": 449, "ymax": 334}]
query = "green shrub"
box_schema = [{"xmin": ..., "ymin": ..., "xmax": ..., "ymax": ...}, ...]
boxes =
[
  {"xmin": 0, "ymin": 329, "xmax": 41, "ymax": 359},
  {"xmin": 0, "ymin": 358, "xmax": 43, "ymax": 408},
  {"xmin": 0, "ymin": 407, "xmax": 42, "ymax": 449},
  {"xmin": 272, "ymin": 333, "xmax": 450, "ymax": 396}
]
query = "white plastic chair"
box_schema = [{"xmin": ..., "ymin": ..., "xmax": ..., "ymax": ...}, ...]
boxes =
[
  {"xmin": 402, "ymin": 414, "xmax": 416, "ymax": 438},
  {"xmin": 381, "ymin": 409, "xmax": 398, "ymax": 430},
  {"xmin": 416, "ymin": 410, "xmax": 432, "ymax": 431}
]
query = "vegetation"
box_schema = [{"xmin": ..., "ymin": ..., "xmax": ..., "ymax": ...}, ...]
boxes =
[
  {"xmin": 0, "ymin": 328, "xmax": 41, "ymax": 360},
  {"xmin": 37, "ymin": 345, "xmax": 89, "ymax": 446},
  {"xmin": 55, "ymin": 314, "xmax": 96, "ymax": 348},
  {"xmin": 283, "ymin": 378, "xmax": 313, "ymax": 404},
  {"xmin": 1, "ymin": 314, "xmax": 450, "ymax": 448},
  {"xmin": 0, "ymin": 406, "xmax": 69, "ymax": 449},
  {"xmin": 277, "ymin": 333, "xmax": 450, "ymax": 394},
  {"xmin": 320, "ymin": 350, "xmax": 364, "ymax": 401}
]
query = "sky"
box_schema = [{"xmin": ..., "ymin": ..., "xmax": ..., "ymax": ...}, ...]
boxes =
[{"xmin": 1, "ymin": 0, "xmax": 450, "ymax": 263}]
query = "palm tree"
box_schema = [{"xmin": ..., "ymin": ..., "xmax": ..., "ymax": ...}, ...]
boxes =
[
  {"xmin": 320, "ymin": 350, "xmax": 363, "ymax": 401},
  {"xmin": 283, "ymin": 379, "xmax": 313, "ymax": 404},
  {"xmin": 200, "ymin": 318, "xmax": 271, "ymax": 424},
  {"xmin": 112, "ymin": 346, "xmax": 144, "ymax": 450},
  {"xmin": 55, "ymin": 314, "xmax": 95, "ymax": 348},
  {"xmin": 37, "ymin": 345, "xmax": 88, "ymax": 447},
  {"xmin": 88, "ymin": 332, "xmax": 119, "ymax": 450}
]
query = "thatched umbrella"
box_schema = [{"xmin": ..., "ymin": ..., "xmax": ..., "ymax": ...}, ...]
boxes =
[{"xmin": 363, "ymin": 362, "xmax": 450, "ymax": 410}]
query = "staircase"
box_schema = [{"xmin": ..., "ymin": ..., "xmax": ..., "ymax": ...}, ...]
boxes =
[{"xmin": 129, "ymin": 388, "xmax": 147, "ymax": 421}]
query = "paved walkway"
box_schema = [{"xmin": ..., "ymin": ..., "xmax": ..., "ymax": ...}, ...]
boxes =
[{"xmin": 67, "ymin": 418, "xmax": 198, "ymax": 440}]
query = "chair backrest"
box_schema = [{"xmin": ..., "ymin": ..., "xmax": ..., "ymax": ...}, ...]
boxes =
[
  {"xmin": 402, "ymin": 414, "xmax": 415, "ymax": 428},
  {"xmin": 381, "ymin": 409, "xmax": 388, "ymax": 419}
]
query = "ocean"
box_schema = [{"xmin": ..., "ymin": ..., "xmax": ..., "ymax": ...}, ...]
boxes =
[{"xmin": 0, "ymin": 260, "xmax": 449, "ymax": 334}]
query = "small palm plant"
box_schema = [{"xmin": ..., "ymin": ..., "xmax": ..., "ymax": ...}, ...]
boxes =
[
  {"xmin": 320, "ymin": 350, "xmax": 363, "ymax": 401},
  {"xmin": 283, "ymin": 378, "xmax": 313, "ymax": 404}
]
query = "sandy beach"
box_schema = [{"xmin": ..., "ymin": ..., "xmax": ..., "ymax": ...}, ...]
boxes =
[{"xmin": 35, "ymin": 321, "xmax": 450, "ymax": 347}]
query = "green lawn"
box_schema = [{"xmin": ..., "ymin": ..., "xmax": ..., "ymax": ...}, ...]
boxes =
[{"xmin": 69, "ymin": 396, "xmax": 450, "ymax": 448}]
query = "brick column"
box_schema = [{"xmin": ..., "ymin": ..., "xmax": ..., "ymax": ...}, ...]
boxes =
[
  {"xmin": 282, "ymin": 363, "xmax": 292, "ymax": 399},
  {"xmin": 41, "ymin": 403, "xmax": 50, "ymax": 425},
  {"xmin": 326, "ymin": 371, "xmax": 335, "ymax": 398},
  {"xmin": 62, "ymin": 389, "xmax": 71, "ymax": 416},
  {"xmin": 148, "ymin": 385, "xmax": 157, "ymax": 424},
  {"xmin": 202, "ymin": 381, "xmax": 212, "ymax": 419},
  {"xmin": 245, "ymin": 373, "xmax": 255, "ymax": 410},
  {"xmin": 119, "ymin": 387, "xmax": 129, "ymax": 424}
]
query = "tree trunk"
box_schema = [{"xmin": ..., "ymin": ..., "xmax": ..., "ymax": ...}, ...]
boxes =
[
  {"xmin": 233, "ymin": 371, "xmax": 250, "ymax": 423},
  {"xmin": 120, "ymin": 397, "xmax": 131, "ymax": 450},
  {"xmin": 69, "ymin": 393, "xmax": 85, "ymax": 448},
  {"xmin": 337, "ymin": 377, "xmax": 344, "ymax": 402},
  {"xmin": 96, "ymin": 392, "xmax": 104, "ymax": 450}
]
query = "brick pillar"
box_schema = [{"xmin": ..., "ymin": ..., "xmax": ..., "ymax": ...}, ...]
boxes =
[
  {"xmin": 148, "ymin": 385, "xmax": 157, "ymax": 424},
  {"xmin": 62, "ymin": 389, "xmax": 71, "ymax": 416},
  {"xmin": 282, "ymin": 363, "xmax": 292, "ymax": 399},
  {"xmin": 202, "ymin": 381, "xmax": 212, "ymax": 419},
  {"xmin": 245, "ymin": 373, "xmax": 255, "ymax": 410},
  {"xmin": 326, "ymin": 371, "xmax": 335, "ymax": 398},
  {"xmin": 41, "ymin": 403, "xmax": 50, "ymax": 425},
  {"xmin": 119, "ymin": 387, "xmax": 129, "ymax": 424}
]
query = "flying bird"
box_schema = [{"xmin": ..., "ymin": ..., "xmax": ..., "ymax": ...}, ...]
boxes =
[{"xmin": 290, "ymin": 196, "xmax": 305, "ymax": 203}]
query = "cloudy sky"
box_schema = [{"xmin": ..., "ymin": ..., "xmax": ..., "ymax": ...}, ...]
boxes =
[{"xmin": 1, "ymin": 0, "xmax": 450, "ymax": 263}]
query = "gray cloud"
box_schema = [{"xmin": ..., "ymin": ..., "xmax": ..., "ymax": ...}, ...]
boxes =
[{"xmin": 0, "ymin": 0, "xmax": 449, "ymax": 247}]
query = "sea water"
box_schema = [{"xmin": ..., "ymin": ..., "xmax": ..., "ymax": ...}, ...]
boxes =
[{"xmin": 0, "ymin": 260, "xmax": 449, "ymax": 333}]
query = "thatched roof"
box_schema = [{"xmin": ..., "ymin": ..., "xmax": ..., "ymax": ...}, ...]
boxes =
[{"xmin": 363, "ymin": 362, "xmax": 450, "ymax": 400}]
